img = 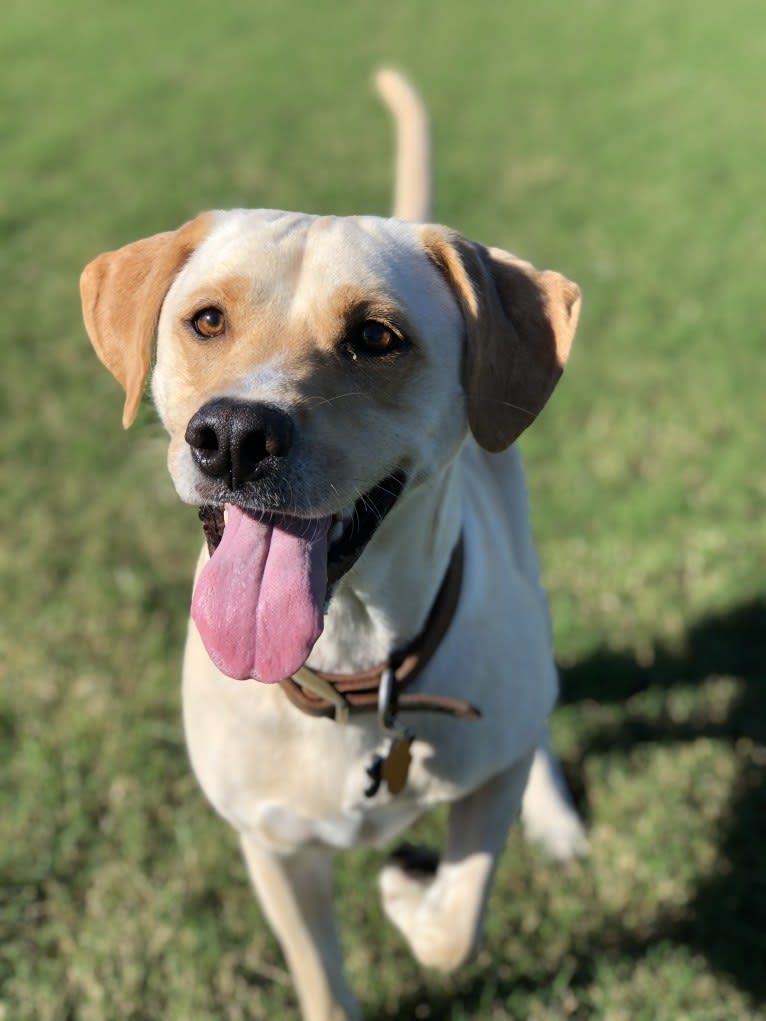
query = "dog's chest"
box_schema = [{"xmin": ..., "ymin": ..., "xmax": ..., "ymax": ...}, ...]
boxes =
[{"xmin": 183, "ymin": 655, "xmax": 499, "ymax": 847}]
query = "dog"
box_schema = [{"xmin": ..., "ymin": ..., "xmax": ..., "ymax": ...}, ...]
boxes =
[{"xmin": 80, "ymin": 70, "xmax": 587, "ymax": 1021}]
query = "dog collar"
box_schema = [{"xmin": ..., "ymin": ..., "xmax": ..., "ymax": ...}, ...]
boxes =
[{"xmin": 280, "ymin": 535, "xmax": 480, "ymax": 723}]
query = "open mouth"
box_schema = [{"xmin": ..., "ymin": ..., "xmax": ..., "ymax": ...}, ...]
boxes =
[
  {"xmin": 197, "ymin": 470, "xmax": 406, "ymax": 589},
  {"xmin": 323, "ymin": 471, "xmax": 406, "ymax": 586},
  {"xmin": 191, "ymin": 471, "xmax": 406, "ymax": 685}
]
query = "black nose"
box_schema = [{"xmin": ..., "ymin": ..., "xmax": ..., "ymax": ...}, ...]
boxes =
[{"xmin": 185, "ymin": 398, "xmax": 294, "ymax": 488}]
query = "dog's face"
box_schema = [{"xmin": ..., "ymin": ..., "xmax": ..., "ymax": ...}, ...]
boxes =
[
  {"xmin": 151, "ymin": 211, "xmax": 469, "ymax": 520},
  {"xmin": 81, "ymin": 210, "xmax": 580, "ymax": 682}
]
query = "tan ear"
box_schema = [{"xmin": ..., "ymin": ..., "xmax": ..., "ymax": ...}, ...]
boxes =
[
  {"xmin": 421, "ymin": 226, "xmax": 581, "ymax": 451},
  {"xmin": 80, "ymin": 213, "xmax": 213, "ymax": 428}
]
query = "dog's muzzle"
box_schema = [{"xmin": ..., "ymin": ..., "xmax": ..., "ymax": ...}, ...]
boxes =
[
  {"xmin": 187, "ymin": 397, "xmax": 407, "ymax": 592},
  {"xmin": 186, "ymin": 396, "xmax": 406, "ymax": 684}
]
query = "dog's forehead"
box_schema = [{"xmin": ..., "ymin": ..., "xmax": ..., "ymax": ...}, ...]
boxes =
[{"xmin": 173, "ymin": 209, "xmax": 443, "ymax": 314}]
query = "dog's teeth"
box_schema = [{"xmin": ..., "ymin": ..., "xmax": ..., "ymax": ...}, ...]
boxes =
[
  {"xmin": 223, "ymin": 507, "xmax": 229, "ymax": 525},
  {"xmin": 340, "ymin": 506, "xmax": 355, "ymax": 524},
  {"xmin": 329, "ymin": 521, "xmax": 344, "ymax": 545}
]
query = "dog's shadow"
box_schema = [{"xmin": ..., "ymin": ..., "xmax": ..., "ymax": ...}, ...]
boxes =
[{"xmin": 371, "ymin": 598, "xmax": 766, "ymax": 1019}]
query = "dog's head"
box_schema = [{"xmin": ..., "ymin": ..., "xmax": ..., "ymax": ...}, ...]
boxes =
[{"xmin": 81, "ymin": 210, "xmax": 580, "ymax": 682}]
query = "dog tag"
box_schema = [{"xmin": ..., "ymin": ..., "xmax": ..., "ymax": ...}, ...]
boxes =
[{"xmin": 382, "ymin": 736, "xmax": 412, "ymax": 795}]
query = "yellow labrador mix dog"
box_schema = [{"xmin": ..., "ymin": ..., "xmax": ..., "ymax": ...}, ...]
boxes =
[{"xmin": 81, "ymin": 71, "xmax": 586, "ymax": 1021}]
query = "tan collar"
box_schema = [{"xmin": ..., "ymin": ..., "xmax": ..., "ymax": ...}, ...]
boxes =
[{"xmin": 280, "ymin": 536, "xmax": 480, "ymax": 723}]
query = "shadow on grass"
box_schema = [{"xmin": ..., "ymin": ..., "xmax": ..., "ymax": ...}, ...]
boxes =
[
  {"xmin": 558, "ymin": 598, "xmax": 766, "ymax": 1005},
  {"xmin": 370, "ymin": 599, "xmax": 766, "ymax": 1020}
]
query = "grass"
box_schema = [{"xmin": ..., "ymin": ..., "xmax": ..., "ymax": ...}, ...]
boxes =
[{"xmin": 2, "ymin": 0, "xmax": 765, "ymax": 1018}]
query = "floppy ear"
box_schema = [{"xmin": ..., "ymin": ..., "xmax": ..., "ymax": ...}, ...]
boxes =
[
  {"xmin": 421, "ymin": 226, "xmax": 581, "ymax": 452},
  {"xmin": 80, "ymin": 213, "xmax": 213, "ymax": 428}
]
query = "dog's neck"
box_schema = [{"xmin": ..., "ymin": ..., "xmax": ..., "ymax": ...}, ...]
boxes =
[{"xmin": 308, "ymin": 461, "xmax": 464, "ymax": 674}]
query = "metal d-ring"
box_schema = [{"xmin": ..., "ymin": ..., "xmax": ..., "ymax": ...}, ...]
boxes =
[
  {"xmin": 377, "ymin": 667, "xmax": 397, "ymax": 732},
  {"xmin": 377, "ymin": 666, "xmax": 414, "ymax": 742},
  {"xmin": 364, "ymin": 666, "xmax": 415, "ymax": 799}
]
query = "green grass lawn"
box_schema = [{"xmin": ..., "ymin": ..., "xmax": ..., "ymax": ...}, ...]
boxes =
[{"xmin": 2, "ymin": 1, "xmax": 765, "ymax": 1018}]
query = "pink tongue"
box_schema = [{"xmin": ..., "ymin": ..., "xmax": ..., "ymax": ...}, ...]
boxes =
[{"xmin": 191, "ymin": 506, "xmax": 330, "ymax": 683}]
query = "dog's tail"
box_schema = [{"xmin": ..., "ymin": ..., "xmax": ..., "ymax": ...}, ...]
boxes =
[{"xmin": 375, "ymin": 69, "xmax": 432, "ymax": 222}]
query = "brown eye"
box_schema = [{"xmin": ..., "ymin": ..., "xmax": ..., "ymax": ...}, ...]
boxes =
[
  {"xmin": 191, "ymin": 307, "xmax": 226, "ymax": 339},
  {"xmin": 352, "ymin": 320, "xmax": 399, "ymax": 355}
]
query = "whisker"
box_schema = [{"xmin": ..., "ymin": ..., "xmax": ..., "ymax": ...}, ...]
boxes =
[
  {"xmin": 303, "ymin": 391, "xmax": 367, "ymax": 408},
  {"xmin": 459, "ymin": 391, "xmax": 535, "ymax": 417}
]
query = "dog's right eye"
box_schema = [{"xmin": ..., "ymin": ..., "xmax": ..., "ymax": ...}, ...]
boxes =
[
  {"xmin": 190, "ymin": 307, "xmax": 226, "ymax": 339},
  {"xmin": 346, "ymin": 319, "xmax": 404, "ymax": 357}
]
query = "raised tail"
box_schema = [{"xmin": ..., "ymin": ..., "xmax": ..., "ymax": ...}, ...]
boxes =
[{"xmin": 374, "ymin": 69, "xmax": 432, "ymax": 222}]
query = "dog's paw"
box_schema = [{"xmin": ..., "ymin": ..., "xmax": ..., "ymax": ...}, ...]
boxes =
[
  {"xmin": 520, "ymin": 741, "xmax": 590, "ymax": 861},
  {"xmin": 379, "ymin": 843, "xmax": 439, "ymax": 923},
  {"xmin": 379, "ymin": 844, "xmax": 477, "ymax": 972},
  {"xmin": 521, "ymin": 806, "xmax": 590, "ymax": 861},
  {"xmin": 379, "ymin": 843, "xmax": 438, "ymax": 951}
]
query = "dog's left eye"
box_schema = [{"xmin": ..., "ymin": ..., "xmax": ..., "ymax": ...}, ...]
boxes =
[
  {"xmin": 349, "ymin": 320, "xmax": 401, "ymax": 356},
  {"xmin": 190, "ymin": 307, "xmax": 226, "ymax": 339}
]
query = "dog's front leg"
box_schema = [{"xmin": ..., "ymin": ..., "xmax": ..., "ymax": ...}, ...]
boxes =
[
  {"xmin": 379, "ymin": 752, "xmax": 534, "ymax": 972},
  {"xmin": 240, "ymin": 837, "xmax": 361, "ymax": 1021}
]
